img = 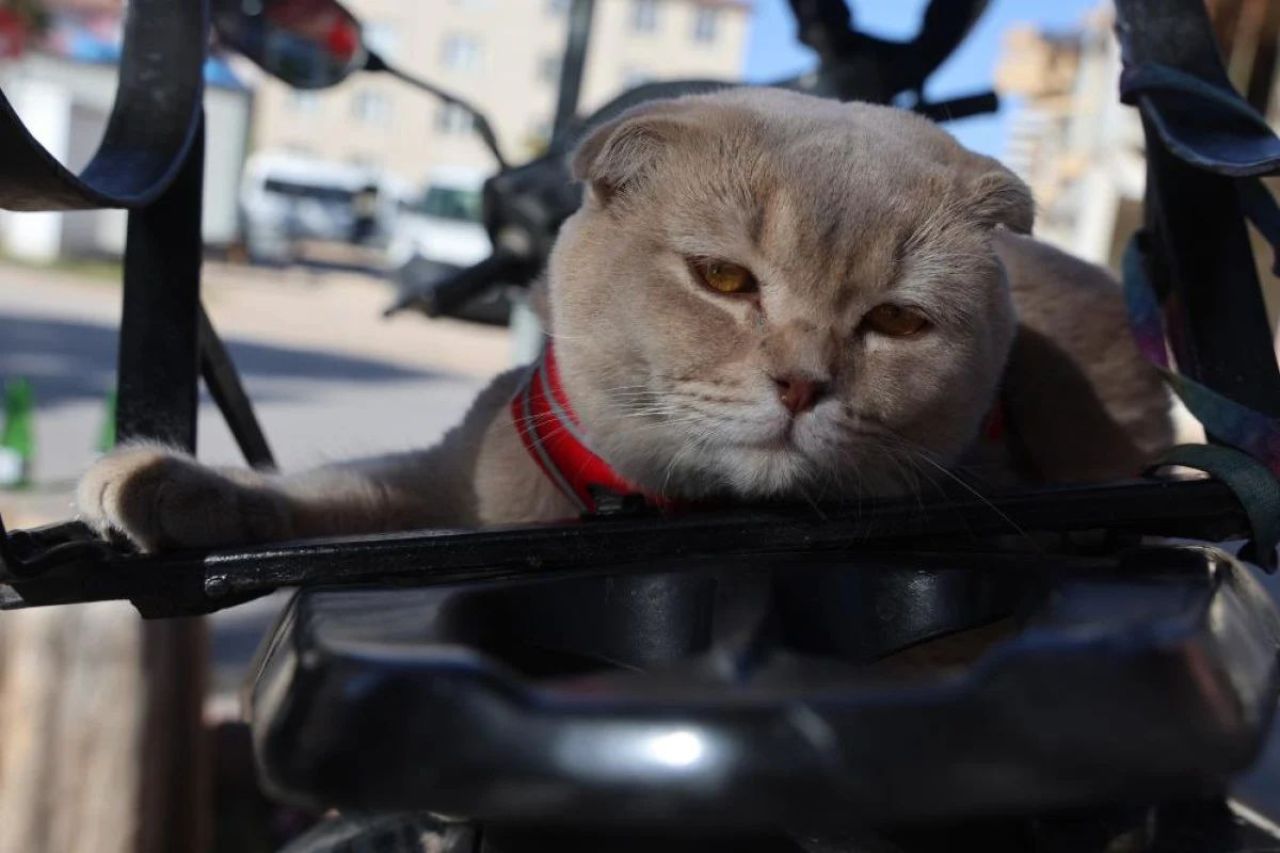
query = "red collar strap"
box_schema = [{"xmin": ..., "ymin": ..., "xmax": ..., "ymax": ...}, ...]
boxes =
[
  {"xmin": 511, "ymin": 344, "xmax": 671, "ymax": 514},
  {"xmin": 511, "ymin": 344, "xmax": 1009, "ymax": 513}
]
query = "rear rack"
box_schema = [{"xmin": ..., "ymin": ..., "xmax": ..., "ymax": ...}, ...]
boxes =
[{"xmin": 0, "ymin": 477, "xmax": 1255, "ymax": 617}]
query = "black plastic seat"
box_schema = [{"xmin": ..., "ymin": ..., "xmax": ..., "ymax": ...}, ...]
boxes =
[{"xmin": 248, "ymin": 544, "xmax": 1280, "ymax": 829}]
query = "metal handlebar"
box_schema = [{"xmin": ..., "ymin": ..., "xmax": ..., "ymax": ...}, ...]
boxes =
[{"xmin": 386, "ymin": 249, "xmax": 531, "ymax": 319}]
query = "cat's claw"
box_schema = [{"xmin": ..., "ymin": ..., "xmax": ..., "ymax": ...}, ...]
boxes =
[{"xmin": 76, "ymin": 443, "xmax": 291, "ymax": 552}]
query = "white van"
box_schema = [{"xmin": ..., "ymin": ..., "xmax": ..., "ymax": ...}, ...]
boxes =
[
  {"xmin": 240, "ymin": 151, "xmax": 383, "ymax": 265},
  {"xmin": 386, "ymin": 166, "xmax": 491, "ymax": 271}
]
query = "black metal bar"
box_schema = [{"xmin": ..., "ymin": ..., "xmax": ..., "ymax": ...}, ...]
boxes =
[
  {"xmin": 909, "ymin": 0, "xmax": 989, "ymax": 91},
  {"xmin": 788, "ymin": 0, "xmax": 857, "ymax": 65},
  {"xmin": 0, "ymin": 0, "xmax": 205, "ymax": 210},
  {"xmin": 1142, "ymin": 138, "xmax": 1280, "ymax": 417},
  {"xmin": 1116, "ymin": 0, "xmax": 1280, "ymax": 418},
  {"xmin": 553, "ymin": 0, "xmax": 595, "ymax": 138},
  {"xmin": 914, "ymin": 91, "xmax": 1000, "ymax": 123},
  {"xmin": 160, "ymin": 478, "xmax": 1260, "ymax": 602},
  {"xmin": 115, "ymin": 107, "xmax": 210, "ymax": 853},
  {"xmin": 0, "ymin": 513, "xmax": 17, "ymax": 582},
  {"xmin": 117, "ymin": 118, "xmax": 205, "ymax": 448},
  {"xmin": 0, "ymin": 477, "xmax": 1254, "ymax": 616},
  {"xmin": 199, "ymin": 307, "xmax": 275, "ymax": 470},
  {"xmin": 786, "ymin": 0, "xmax": 988, "ymax": 101}
]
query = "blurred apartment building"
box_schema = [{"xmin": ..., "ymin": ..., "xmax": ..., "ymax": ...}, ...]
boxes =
[
  {"xmin": 250, "ymin": 0, "xmax": 753, "ymax": 185},
  {"xmin": 995, "ymin": 0, "xmax": 1279, "ymax": 327}
]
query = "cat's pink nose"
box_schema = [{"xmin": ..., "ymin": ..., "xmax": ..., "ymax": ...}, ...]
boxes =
[{"xmin": 773, "ymin": 375, "xmax": 827, "ymax": 415}]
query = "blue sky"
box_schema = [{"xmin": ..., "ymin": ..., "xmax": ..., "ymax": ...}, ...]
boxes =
[{"xmin": 743, "ymin": 0, "xmax": 1102, "ymax": 158}]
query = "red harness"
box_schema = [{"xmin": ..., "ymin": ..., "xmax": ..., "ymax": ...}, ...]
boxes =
[
  {"xmin": 511, "ymin": 344, "xmax": 668, "ymax": 513},
  {"xmin": 511, "ymin": 344, "xmax": 1008, "ymax": 513}
]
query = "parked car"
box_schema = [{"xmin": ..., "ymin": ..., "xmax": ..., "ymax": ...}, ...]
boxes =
[
  {"xmin": 239, "ymin": 150, "xmax": 383, "ymax": 265},
  {"xmin": 385, "ymin": 165, "xmax": 489, "ymax": 271}
]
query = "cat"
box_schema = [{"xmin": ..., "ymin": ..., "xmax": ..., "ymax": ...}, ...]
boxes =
[{"xmin": 75, "ymin": 88, "xmax": 1173, "ymax": 552}]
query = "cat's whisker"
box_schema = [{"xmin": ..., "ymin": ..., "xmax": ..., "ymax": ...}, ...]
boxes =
[
  {"xmin": 613, "ymin": 403, "xmax": 693, "ymax": 414},
  {"xmin": 614, "ymin": 410, "xmax": 707, "ymax": 425},
  {"xmin": 896, "ymin": 448, "xmax": 932, "ymax": 513},
  {"xmin": 659, "ymin": 423, "xmax": 718, "ymax": 498},
  {"xmin": 858, "ymin": 440, "xmax": 914, "ymax": 508},
  {"xmin": 604, "ymin": 389, "xmax": 662, "ymax": 399},
  {"xmin": 896, "ymin": 445, "xmax": 1036, "ymax": 546},
  {"xmin": 543, "ymin": 331, "xmax": 602, "ymax": 343},
  {"xmin": 793, "ymin": 476, "xmax": 829, "ymax": 521},
  {"xmin": 659, "ymin": 434, "xmax": 694, "ymax": 499}
]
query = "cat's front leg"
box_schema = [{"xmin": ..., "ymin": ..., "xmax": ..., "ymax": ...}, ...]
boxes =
[{"xmin": 76, "ymin": 443, "xmax": 295, "ymax": 551}]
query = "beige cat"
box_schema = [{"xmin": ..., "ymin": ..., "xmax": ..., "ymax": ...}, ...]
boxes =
[{"xmin": 76, "ymin": 88, "xmax": 1172, "ymax": 552}]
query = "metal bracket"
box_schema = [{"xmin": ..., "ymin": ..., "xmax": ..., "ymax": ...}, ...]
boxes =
[
  {"xmin": 0, "ymin": 0, "xmax": 207, "ymax": 211},
  {"xmin": 199, "ymin": 307, "xmax": 276, "ymax": 470}
]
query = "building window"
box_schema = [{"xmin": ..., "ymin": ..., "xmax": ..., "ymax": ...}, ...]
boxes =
[
  {"xmin": 436, "ymin": 103, "xmax": 475, "ymax": 135},
  {"xmin": 621, "ymin": 66, "xmax": 655, "ymax": 89},
  {"xmin": 441, "ymin": 34, "xmax": 483, "ymax": 72},
  {"xmin": 289, "ymin": 91, "xmax": 320, "ymax": 113},
  {"xmin": 692, "ymin": 7, "xmax": 718, "ymax": 43},
  {"xmin": 539, "ymin": 54, "xmax": 561, "ymax": 85},
  {"xmin": 352, "ymin": 90, "xmax": 392, "ymax": 125},
  {"xmin": 631, "ymin": 0, "xmax": 659, "ymax": 33}
]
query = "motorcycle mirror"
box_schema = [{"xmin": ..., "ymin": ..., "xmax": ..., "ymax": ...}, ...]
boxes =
[
  {"xmin": 213, "ymin": 0, "xmax": 509, "ymax": 167},
  {"xmin": 212, "ymin": 0, "xmax": 366, "ymax": 90}
]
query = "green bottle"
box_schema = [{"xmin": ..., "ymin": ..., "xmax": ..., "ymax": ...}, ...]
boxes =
[
  {"xmin": 97, "ymin": 387, "xmax": 117, "ymax": 454},
  {"xmin": 0, "ymin": 378, "xmax": 35, "ymax": 488}
]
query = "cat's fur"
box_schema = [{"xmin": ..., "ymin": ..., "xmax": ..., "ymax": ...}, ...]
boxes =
[{"xmin": 76, "ymin": 89, "xmax": 1173, "ymax": 552}]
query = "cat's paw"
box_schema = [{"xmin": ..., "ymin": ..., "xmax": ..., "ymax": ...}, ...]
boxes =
[{"xmin": 76, "ymin": 443, "xmax": 291, "ymax": 551}]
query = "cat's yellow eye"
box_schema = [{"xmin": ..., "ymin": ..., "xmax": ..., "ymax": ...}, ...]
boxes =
[
  {"xmin": 864, "ymin": 303, "xmax": 929, "ymax": 337},
  {"xmin": 690, "ymin": 258, "xmax": 758, "ymax": 296}
]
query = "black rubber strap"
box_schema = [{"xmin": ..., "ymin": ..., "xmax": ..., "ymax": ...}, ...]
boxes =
[
  {"xmin": 1119, "ymin": 60, "xmax": 1280, "ymax": 177},
  {"xmin": 1148, "ymin": 444, "xmax": 1280, "ymax": 572}
]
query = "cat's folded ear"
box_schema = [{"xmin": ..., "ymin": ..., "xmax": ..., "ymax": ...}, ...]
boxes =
[
  {"xmin": 571, "ymin": 100, "xmax": 698, "ymax": 205},
  {"xmin": 967, "ymin": 160, "xmax": 1035, "ymax": 235}
]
